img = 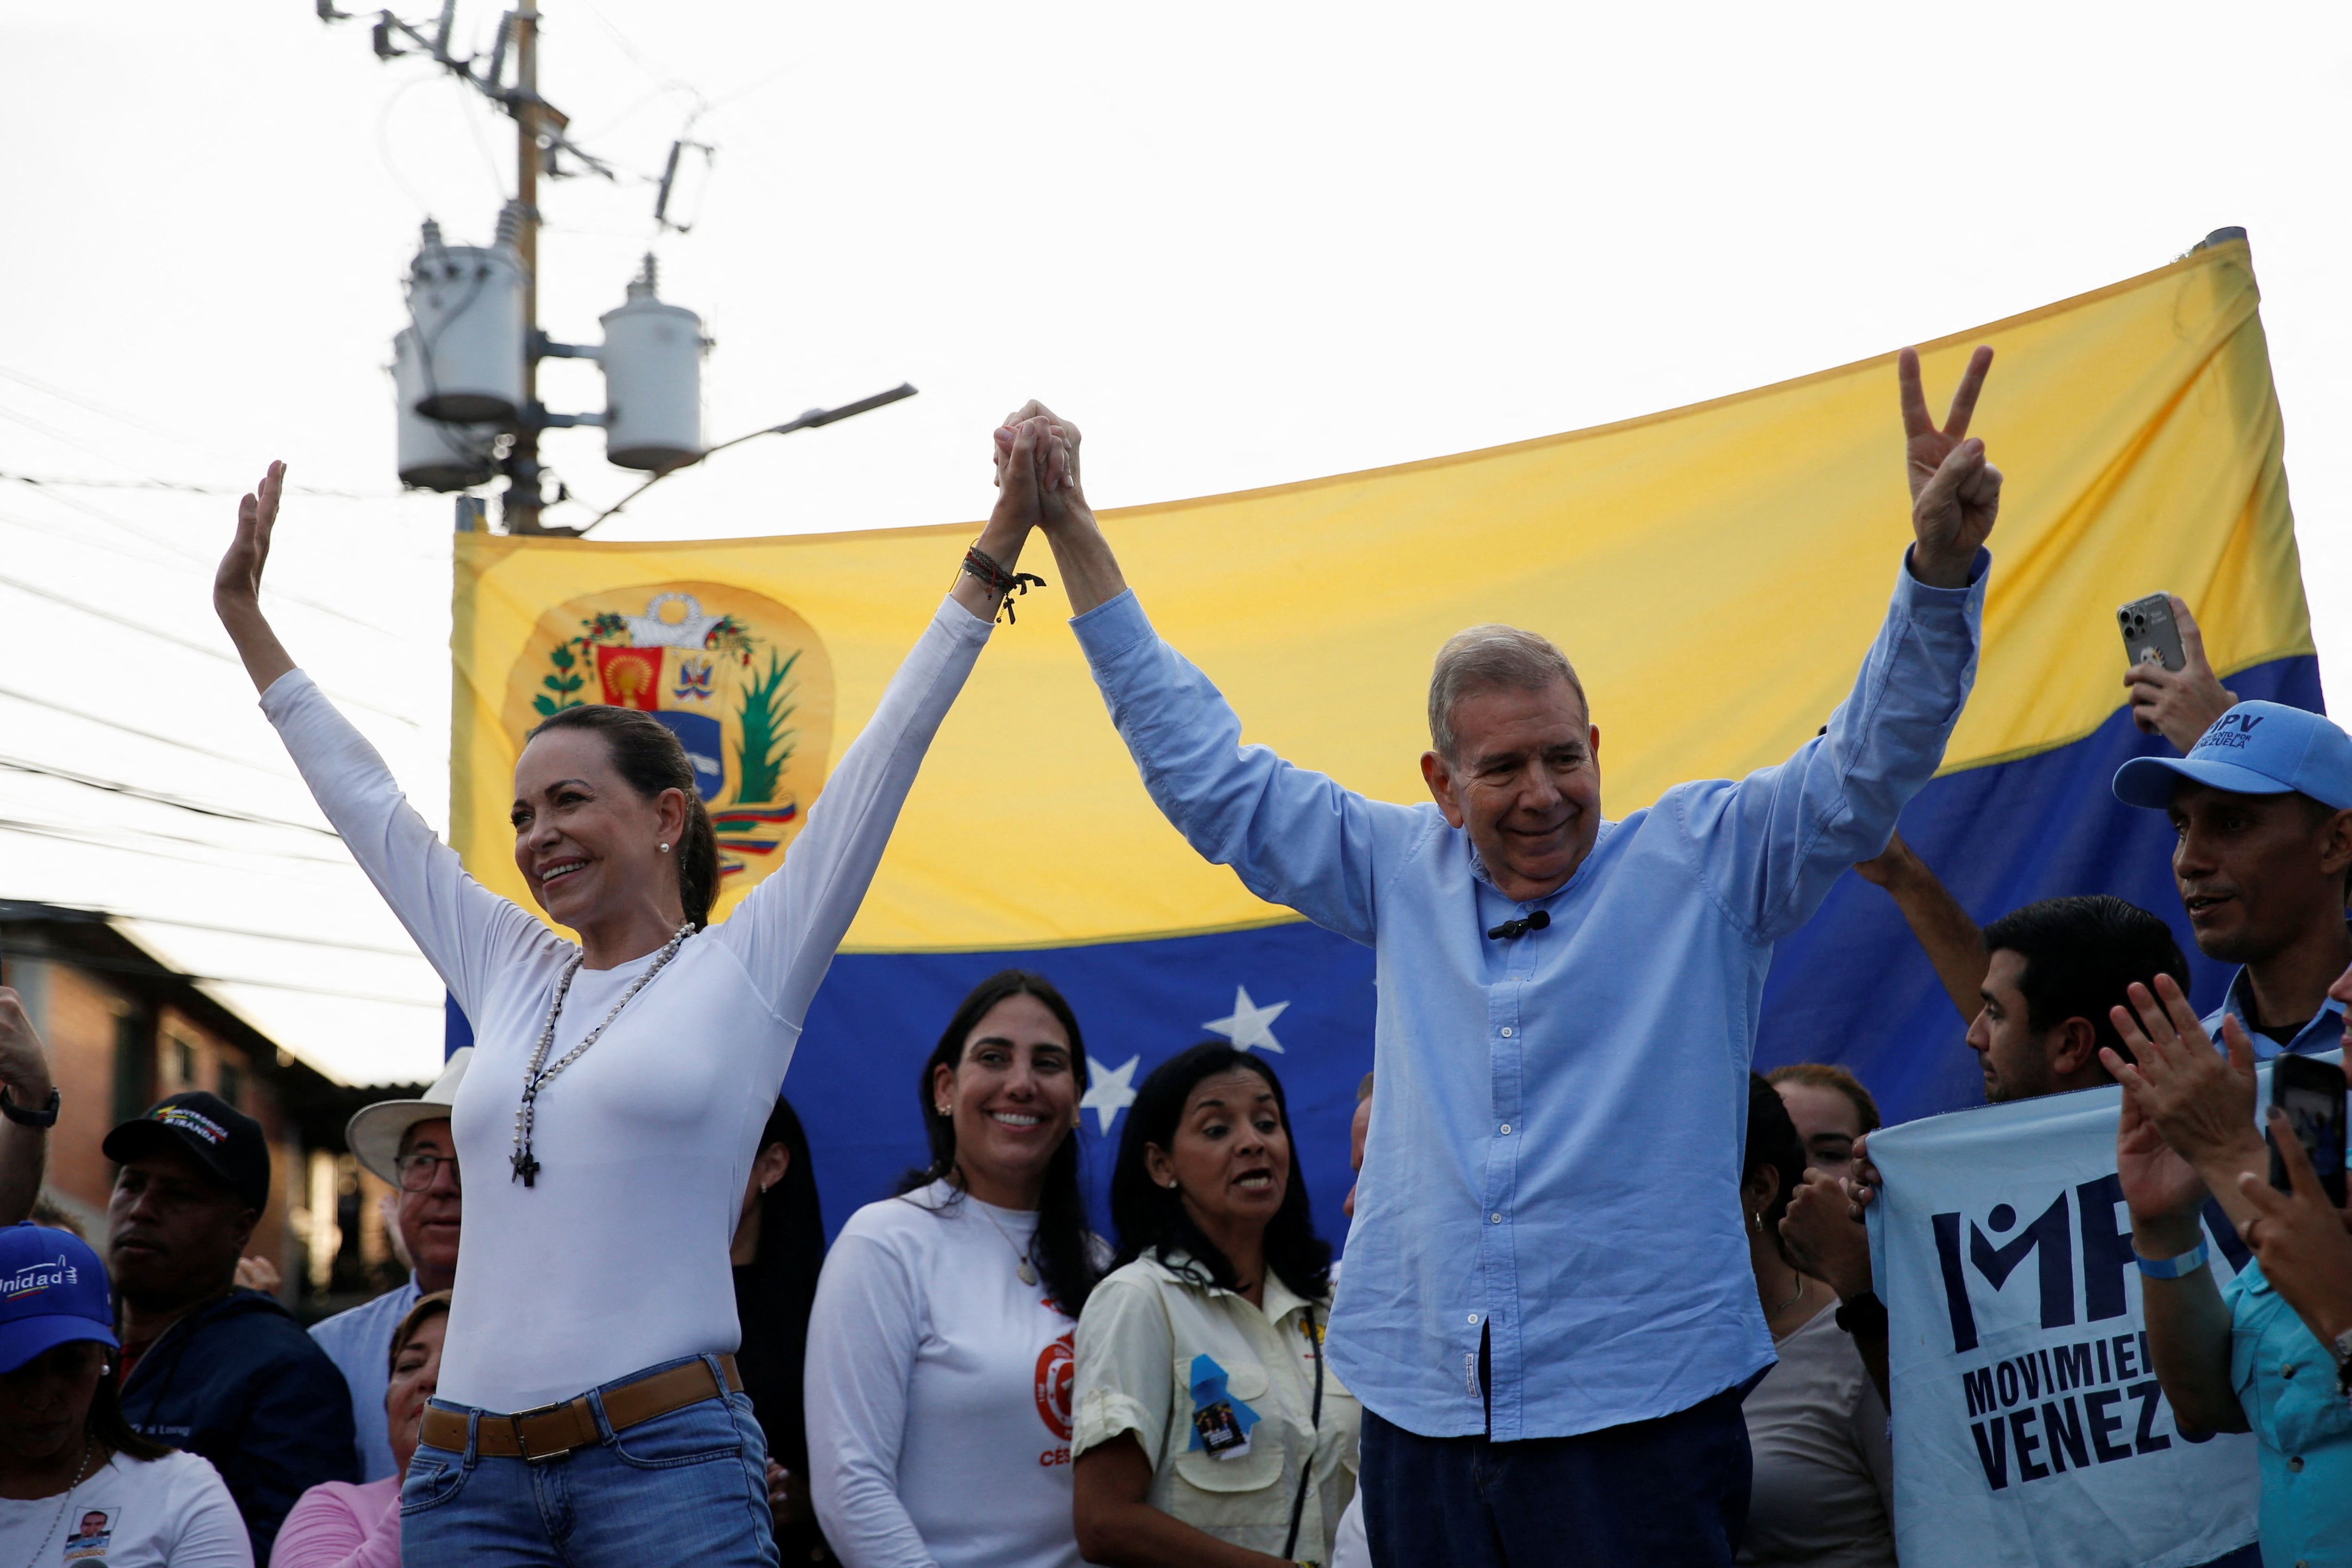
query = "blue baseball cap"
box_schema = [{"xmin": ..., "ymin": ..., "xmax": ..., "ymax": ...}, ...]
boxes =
[
  {"xmin": 0, "ymin": 1223, "xmax": 117, "ymax": 1375},
  {"xmin": 2114, "ymin": 701, "xmax": 2352, "ymax": 811}
]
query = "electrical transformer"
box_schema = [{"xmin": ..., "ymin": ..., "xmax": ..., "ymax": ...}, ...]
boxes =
[
  {"xmin": 391, "ymin": 328, "xmax": 496, "ymax": 491},
  {"xmin": 404, "ymin": 214, "xmax": 526, "ymax": 426},
  {"xmin": 599, "ymin": 255, "xmax": 706, "ymax": 471}
]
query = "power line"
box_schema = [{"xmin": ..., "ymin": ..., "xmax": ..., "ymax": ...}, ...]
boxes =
[
  {"xmin": 0, "ymin": 363, "xmax": 224, "ymax": 466},
  {"xmin": 0, "ymin": 755, "xmax": 339, "ymax": 839},
  {"xmin": 0, "ymin": 814, "xmax": 350, "ymax": 871},
  {"xmin": 0, "ymin": 570, "xmax": 421, "ymax": 730},
  {"xmin": 33, "ymin": 903, "xmax": 422, "ymax": 958},
  {"xmin": 0, "ymin": 942, "xmax": 438, "ymax": 1009},
  {"xmin": 0, "ymin": 470, "xmax": 390, "ymax": 500},
  {"xmin": 0, "ymin": 686, "xmax": 290, "ymax": 776},
  {"xmin": 0, "ymin": 476, "xmax": 410, "ymax": 642}
]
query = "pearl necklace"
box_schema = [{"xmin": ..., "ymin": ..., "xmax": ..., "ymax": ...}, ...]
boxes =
[{"xmin": 511, "ymin": 923, "xmax": 693, "ymax": 1187}]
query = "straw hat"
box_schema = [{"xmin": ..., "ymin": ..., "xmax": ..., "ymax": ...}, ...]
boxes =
[{"xmin": 346, "ymin": 1048, "xmax": 473, "ymax": 1186}]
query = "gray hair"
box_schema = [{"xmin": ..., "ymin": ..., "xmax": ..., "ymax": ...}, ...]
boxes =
[{"xmin": 1427, "ymin": 625, "xmax": 1586, "ymax": 760}]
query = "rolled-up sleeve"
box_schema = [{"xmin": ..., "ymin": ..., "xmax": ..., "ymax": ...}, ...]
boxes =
[{"xmin": 1072, "ymin": 1274, "xmax": 1175, "ymax": 1469}]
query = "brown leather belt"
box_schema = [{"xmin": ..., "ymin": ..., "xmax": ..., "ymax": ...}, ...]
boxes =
[{"xmin": 419, "ymin": 1354, "xmax": 741, "ymax": 1462}]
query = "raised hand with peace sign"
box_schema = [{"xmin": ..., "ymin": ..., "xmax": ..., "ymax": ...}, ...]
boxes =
[{"xmin": 1900, "ymin": 345, "xmax": 2001, "ymax": 589}]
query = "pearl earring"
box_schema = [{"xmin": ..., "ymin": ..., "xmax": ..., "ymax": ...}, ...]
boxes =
[{"xmin": 659, "ymin": 842, "xmax": 671, "ymax": 854}]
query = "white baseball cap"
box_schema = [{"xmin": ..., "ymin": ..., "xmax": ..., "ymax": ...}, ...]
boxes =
[{"xmin": 346, "ymin": 1048, "xmax": 473, "ymax": 1187}]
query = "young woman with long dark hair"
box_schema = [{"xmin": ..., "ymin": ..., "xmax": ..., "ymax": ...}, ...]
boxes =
[
  {"xmin": 1071, "ymin": 1043, "xmax": 1358, "ymax": 1568},
  {"xmin": 804, "ymin": 970, "xmax": 1105, "ymax": 1568},
  {"xmin": 210, "ymin": 420, "xmax": 1063, "ymax": 1568}
]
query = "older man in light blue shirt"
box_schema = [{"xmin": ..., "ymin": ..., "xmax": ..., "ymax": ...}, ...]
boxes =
[
  {"xmin": 310, "ymin": 1050, "xmax": 467, "ymax": 1480},
  {"xmin": 1009, "ymin": 350, "xmax": 2002, "ymax": 1566}
]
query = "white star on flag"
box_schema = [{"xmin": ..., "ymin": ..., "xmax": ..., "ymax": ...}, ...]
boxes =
[
  {"xmin": 1081, "ymin": 1054, "xmax": 1141, "ymax": 1135},
  {"xmin": 1204, "ymin": 985, "xmax": 1290, "ymax": 1053}
]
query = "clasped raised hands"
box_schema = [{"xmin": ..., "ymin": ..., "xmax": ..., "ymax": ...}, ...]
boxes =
[
  {"xmin": 1899, "ymin": 346, "xmax": 2001, "ymax": 589},
  {"xmin": 991, "ymin": 401, "xmax": 1086, "ymax": 531}
]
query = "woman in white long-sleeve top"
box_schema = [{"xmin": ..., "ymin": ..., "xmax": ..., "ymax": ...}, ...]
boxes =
[
  {"xmin": 804, "ymin": 969, "xmax": 1107, "ymax": 1568},
  {"xmin": 208, "ymin": 423, "xmax": 1060, "ymax": 1568}
]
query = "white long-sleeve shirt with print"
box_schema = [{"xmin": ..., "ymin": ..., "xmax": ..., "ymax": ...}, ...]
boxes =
[
  {"xmin": 262, "ymin": 597, "xmax": 991, "ymax": 1413},
  {"xmin": 805, "ymin": 1183, "xmax": 1090, "ymax": 1568}
]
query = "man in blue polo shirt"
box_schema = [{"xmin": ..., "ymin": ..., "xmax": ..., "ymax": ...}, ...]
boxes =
[
  {"xmin": 1008, "ymin": 345, "xmax": 2002, "ymax": 1566},
  {"xmin": 2112, "ymin": 700, "xmax": 2352, "ymax": 1059},
  {"xmin": 2107, "ymin": 705, "xmax": 2352, "ymax": 1567}
]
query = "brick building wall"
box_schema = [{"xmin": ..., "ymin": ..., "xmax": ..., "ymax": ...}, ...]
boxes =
[{"xmin": 0, "ymin": 907, "xmax": 366, "ymax": 1307}]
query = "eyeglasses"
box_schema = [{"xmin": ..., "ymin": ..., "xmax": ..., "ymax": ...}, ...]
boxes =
[{"xmin": 394, "ymin": 1151, "xmax": 461, "ymax": 1193}]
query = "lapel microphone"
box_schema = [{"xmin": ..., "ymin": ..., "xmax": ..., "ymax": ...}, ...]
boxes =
[{"xmin": 1486, "ymin": 910, "xmax": 1550, "ymax": 941}]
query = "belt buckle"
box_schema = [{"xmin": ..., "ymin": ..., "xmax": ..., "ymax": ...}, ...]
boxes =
[{"xmin": 508, "ymin": 1398, "xmax": 573, "ymax": 1464}]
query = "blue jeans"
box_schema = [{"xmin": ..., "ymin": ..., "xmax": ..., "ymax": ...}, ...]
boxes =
[
  {"xmin": 400, "ymin": 1354, "xmax": 779, "ymax": 1567},
  {"xmin": 1360, "ymin": 1388, "xmax": 1752, "ymax": 1568}
]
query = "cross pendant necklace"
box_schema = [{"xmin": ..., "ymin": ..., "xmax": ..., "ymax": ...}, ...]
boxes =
[{"xmin": 511, "ymin": 923, "xmax": 692, "ymax": 1188}]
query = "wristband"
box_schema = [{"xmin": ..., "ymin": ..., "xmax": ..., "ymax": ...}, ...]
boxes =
[
  {"xmin": 2133, "ymin": 1240, "xmax": 2209, "ymax": 1279},
  {"xmin": 0, "ymin": 1085, "xmax": 57, "ymax": 1129}
]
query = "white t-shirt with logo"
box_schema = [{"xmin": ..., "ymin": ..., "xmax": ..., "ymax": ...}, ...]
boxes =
[
  {"xmin": 0, "ymin": 1451, "xmax": 250, "ymax": 1568},
  {"xmin": 805, "ymin": 1182, "xmax": 1091, "ymax": 1568}
]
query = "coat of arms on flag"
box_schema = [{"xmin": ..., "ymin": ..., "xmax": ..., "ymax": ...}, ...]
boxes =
[{"xmin": 499, "ymin": 580, "xmax": 835, "ymax": 890}]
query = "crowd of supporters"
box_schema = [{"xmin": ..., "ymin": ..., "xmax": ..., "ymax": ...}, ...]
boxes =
[{"xmin": 0, "ymin": 365, "xmax": 2344, "ymax": 1568}]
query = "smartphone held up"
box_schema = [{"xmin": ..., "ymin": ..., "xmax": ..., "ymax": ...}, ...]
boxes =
[
  {"xmin": 2119, "ymin": 593, "xmax": 2187, "ymax": 672},
  {"xmin": 2268, "ymin": 1053, "xmax": 2349, "ymax": 1207}
]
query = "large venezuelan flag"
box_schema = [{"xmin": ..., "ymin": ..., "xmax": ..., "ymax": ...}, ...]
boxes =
[{"xmin": 447, "ymin": 239, "xmax": 2319, "ymax": 1238}]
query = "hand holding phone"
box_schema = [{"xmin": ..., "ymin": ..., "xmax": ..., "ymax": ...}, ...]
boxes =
[
  {"xmin": 2119, "ymin": 592, "xmax": 2188, "ymax": 672},
  {"xmin": 2269, "ymin": 1054, "xmax": 2348, "ymax": 1207}
]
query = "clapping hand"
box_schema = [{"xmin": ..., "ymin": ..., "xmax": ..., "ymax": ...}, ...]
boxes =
[
  {"xmin": 2103, "ymin": 976, "xmax": 2266, "ymax": 1197},
  {"xmin": 1900, "ymin": 346, "xmax": 2001, "ymax": 589}
]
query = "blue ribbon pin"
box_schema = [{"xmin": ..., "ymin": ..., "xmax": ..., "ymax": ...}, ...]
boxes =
[{"xmin": 1186, "ymin": 1354, "xmax": 1262, "ymax": 1451}]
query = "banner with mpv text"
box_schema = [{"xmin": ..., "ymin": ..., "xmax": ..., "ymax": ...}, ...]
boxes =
[{"xmin": 1864, "ymin": 1060, "xmax": 2348, "ymax": 1566}]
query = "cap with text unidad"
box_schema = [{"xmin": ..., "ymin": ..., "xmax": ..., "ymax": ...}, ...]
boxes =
[
  {"xmin": 102, "ymin": 1091, "xmax": 272, "ymax": 1213},
  {"xmin": 2113, "ymin": 700, "xmax": 2352, "ymax": 812},
  {"xmin": 0, "ymin": 1223, "xmax": 117, "ymax": 1374}
]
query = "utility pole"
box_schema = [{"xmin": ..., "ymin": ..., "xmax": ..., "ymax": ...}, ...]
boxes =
[
  {"xmin": 506, "ymin": 5, "xmax": 546, "ymax": 533},
  {"xmin": 333, "ymin": 2, "xmax": 917, "ymax": 529}
]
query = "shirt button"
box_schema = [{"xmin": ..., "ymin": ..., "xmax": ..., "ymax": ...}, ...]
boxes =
[
  {"xmin": 2288, "ymin": 1456, "xmax": 2304, "ymax": 1473},
  {"xmin": 1491, "ymin": 1212, "xmax": 1503, "ymax": 1223},
  {"xmin": 2281, "ymin": 1363, "xmax": 2297, "ymax": 1379},
  {"xmin": 1500, "ymin": 1027, "xmax": 1514, "ymax": 1037},
  {"xmin": 1467, "ymin": 1313, "xmax": 1479, "ymax": 1324},
  {"xmin": 1499, "ymin": 1124, "xmax": 1512, "ymax": 1134}
]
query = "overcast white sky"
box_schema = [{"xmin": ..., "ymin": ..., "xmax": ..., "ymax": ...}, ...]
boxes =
[{"xmin": 2, "ymin": 2, "xmax": 2345, "ymax": 1085}]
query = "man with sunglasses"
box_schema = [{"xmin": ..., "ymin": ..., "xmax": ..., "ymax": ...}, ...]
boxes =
[{"xmin": 310, "ymin": 1048, "xmax": 469, "ymax": 1481}]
